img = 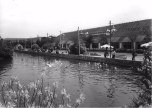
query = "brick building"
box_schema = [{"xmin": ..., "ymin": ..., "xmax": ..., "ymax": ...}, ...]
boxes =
[{"xmin": 58, "ymin": 19, "xmax": 152, "ymax": 50}]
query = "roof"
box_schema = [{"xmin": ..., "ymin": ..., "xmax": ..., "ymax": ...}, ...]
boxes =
[{"xmin": 57, "ymin": 19, "xmax": 152, "ymax": 43}]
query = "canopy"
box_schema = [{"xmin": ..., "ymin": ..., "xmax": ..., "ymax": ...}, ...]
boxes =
[
  {"xmin": 111, "ymin": 37, "xmax": 121, "ymax": 42},
  {"xmin": 141, "ymin": 42, "xmax": 152, "ymax": 47},
  {"xmin": 121, "ymin": 37, "xmax": 131, "ymax": 42},
  {"xmin": 135, "ymin": 35, "xmax": 146, "ymax": 42},
  {"xmin": 100, "ymin": 44, "xmax": 113, "ymax": 49}
]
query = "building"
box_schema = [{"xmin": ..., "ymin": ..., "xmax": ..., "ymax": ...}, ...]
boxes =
[{"xmin": 58, "ymin": 19, "xmax": 152, "ymax": 50}]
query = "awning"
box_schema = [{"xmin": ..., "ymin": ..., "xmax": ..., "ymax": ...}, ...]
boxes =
[
  {"xmin": 67, "ymin": 40, "xmax": 74, "ymax": 44},
  {"xmin": 92, "ymin": 38, "xmax": 99, "ymax": 43},
  {"xmin": 92, "ymin": 37, "xmax": 101, "ymax": 43},
  {"xmin": 120, "ymin": 37, "xmax": 131, "ymax": 42},
  {"xmin": 61, "ymin": 40, "xmax": 67, "ymax": 44},
  {"xmin": 100, "ymin": 44, "xmax": 114, "ymax": 49},
  {"xmin": 135, "ymin": 35, "xmax": 146, "ymax": 42},
  {"xmin": 107, "ymin": 38, "xmax": 110, "ymax": 43},
  {"xmin": 111, "ymin": 37, "xmax": 121, "ymax": 42}
]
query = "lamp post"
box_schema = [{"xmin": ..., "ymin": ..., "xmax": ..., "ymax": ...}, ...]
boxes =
[
  {"xmin": 78, "ymin": 27, "xmax": 89, "ymax": 55},
  {"xmin": 106, "ymin": 21, "xmax": 116, "ymax": 58},
  {"xmin": 59, "ymin": 31, "xmax": 65, "ymax": 50},
  {"xmin": 60, "ymin": 31, "xmax": 61, "ymax": 50},
  {"xmin": 30, "ymin": 39, "xmax": 32, "ymax": 48},
  {"xmin": 25, "ymin": 39, "xmax": 26, "ymax": 49},
  {"xmin": 78, "ymin": 27, "xmax": 80, "ymax": 55}
]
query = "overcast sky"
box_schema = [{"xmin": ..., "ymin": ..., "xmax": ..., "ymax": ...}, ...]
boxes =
[{"xmin": 0, "ymin": 0, "xmax": 151, "ymax": 38}]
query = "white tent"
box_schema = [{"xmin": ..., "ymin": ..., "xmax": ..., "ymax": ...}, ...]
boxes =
[
  {"xmin": 100, "ymin": 44, "xmax": 113, "ymax": 49},
  {"xmin": 141, "ymin": 42, "xmax": 152, "ymax": 47}
]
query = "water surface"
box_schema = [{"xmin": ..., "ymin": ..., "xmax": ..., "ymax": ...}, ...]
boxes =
[{"xmin": 0, "ymin": 52, "xmax": 140, "ymax": 107}]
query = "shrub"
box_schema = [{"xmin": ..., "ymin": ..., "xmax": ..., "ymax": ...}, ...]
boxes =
[
  {"xmin": 130, "ymin": 49, "xmax": 152, "ymax": 107},
  {"xmin": 31, "ymin": 44, "xmax": 39, "ymax": 51},
  {"xmin": 69, "ymin": 44, "xmax": 86, "ymax": 55},
  {"xmin": 116, "ymin": 48, "xmax": 144, "ymax": 53}
]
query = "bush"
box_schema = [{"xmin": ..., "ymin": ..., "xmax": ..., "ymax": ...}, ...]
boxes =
[
  {"xmin": 130, "ymin": 49, "xmax": 152, "ymax": 107},
  {"xmin": 31, "ymin": 44, "xmax": 39, "ymax": 51},
  {"xmin": 69, "ymin": 44, "xmax": 86, "ymax": 55},
  {"xmin": 116, "ymin": 49, "xmax": 144, "ymax": 53},
  {"xmin": 89, "ymin": 53, "xmax": 101, "ymax": 56}
]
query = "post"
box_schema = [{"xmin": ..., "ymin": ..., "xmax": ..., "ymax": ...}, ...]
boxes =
[
  {"xmin": 119, "ymin": 42, "xmax": 122, "ymax": 49},
  {"xmin": 90, "ymin": 43, "xmax": 92, "ymax": 49},
  {"xmin": 78, "ymin": 27, "xmax": 80, "ymax": 55},
  {"xmin": 31, "ymin": 39, "xmax": 32, "ymax": 48},
  {"xmin": 98, "ymin": 43, "xmax": 101, "ymax": 49},
  {"xmin": 60, "ymin": 31, "xmax": 61, "ymax": 50},
  {"xmin": 133, "ymin": 42, "xmax": 136, "ymax": 50},
  {"xmin": 47, "ymin": 33, "xmax": 48, "ymax": 37},
  {"xmin": 109, "ymin": 21, "xmax": 112, "ymax": 58},
  {"xmin": 25, "ymin": 39, "xmax": 26, "ymax": 49}
]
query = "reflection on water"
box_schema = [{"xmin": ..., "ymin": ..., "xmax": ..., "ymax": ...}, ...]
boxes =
[
  {"xmin": 0, "ymin": 58, "xmax": 12, "ymax": 80},
  {"xmin": 0, "ymin": 52, "xmax": 140, "ymax": 107}
]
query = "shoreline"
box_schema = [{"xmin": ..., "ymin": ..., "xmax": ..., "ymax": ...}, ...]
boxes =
[{"xmin": 14, "ymin": 50, "xmax": 142, "ymax": 68}]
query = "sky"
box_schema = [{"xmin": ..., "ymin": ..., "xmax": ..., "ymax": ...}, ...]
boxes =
[{"xmin": 0, "ymin": 0, "xmax": 152, "ymax": 38}]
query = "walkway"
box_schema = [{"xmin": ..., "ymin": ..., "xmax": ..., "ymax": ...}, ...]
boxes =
[
  {"xmin": 88, "ymin": 51, "xmax": 144, "ymax": 61},
  {"xmin": 51, "ymin": 50, "xmax": 144, "ymax": 61}
]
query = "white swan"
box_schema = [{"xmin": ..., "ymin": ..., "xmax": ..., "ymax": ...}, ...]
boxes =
[{"xmin": 46, "ymin": 63, "xmax": 54, "ymax": 67}]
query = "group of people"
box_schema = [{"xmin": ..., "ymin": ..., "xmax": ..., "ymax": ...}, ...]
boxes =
[
  {"xmin": 104, "ymin": 47, "xmax": 116, "ymax": 59},
  {"xmin": 105, "ymin": 48, "xmax": 137, "ymax": 60}
]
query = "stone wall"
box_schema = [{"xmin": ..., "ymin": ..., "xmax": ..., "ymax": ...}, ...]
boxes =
[{"xmin": 15, "ymin": 50, "xmax": 142, "ymax": 68}]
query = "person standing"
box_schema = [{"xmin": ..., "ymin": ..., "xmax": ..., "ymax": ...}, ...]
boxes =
[
  {"xmin": 104, "ymin": 47, "xmax": 108, "ymax": 58},
  {"xmin": 144, "ymin": 48, "xmax": 151, "ymax": 62},
  {"xmin": 112, "ymin": 49, "xmax": 116, "ymax": 59},
  {"xmin": 132, "ymin": 50, "xmax": 137, "ymax": 61}
]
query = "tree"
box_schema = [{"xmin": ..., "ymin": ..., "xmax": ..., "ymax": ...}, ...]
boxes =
[
  {"xmin": 31, "ymin": 44, "xmax": 39, "ymax": 51},
  {"xmin": 26, "ymin": 40, "xmax": 32, "ymax": 48},
  {"xmin": 69, "ymin": 43, "xmax": 86, "ymax": 55},
  {"xmin": 127, "ymin": 31, "xmax": 139, "ymax": 49},
  {"xmin": 100, "ymin": 34, "xmax": 108, "ymax": 45},
  {"xmin": 81, "ymin": 34, "xmax": 93, "ymax": 48},
  {"xmin": 36, "ymin": 37, "xmax": 56, "ymax": 48},
  {"xmin": 142, "ymin": 26, "xmax": 151, "ymax": 43}
]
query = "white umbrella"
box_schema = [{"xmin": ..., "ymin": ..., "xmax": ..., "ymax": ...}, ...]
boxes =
[
  {"xmin": 141, "ymin": 42, "xmax": 152, "ymax": 47},
  {"xmin": 100, "ymin": 44, "xmax": 113, "ymax": 49}
]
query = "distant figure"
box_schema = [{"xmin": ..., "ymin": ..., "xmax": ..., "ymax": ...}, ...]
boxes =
[
  {"xmin": 112, "ymin": 49, "xmax": 116, "ymax": 59},
  {"xmin": 56, "ymin": 49, "xmax": 59, "ymax": 54},
  {"xmin": 132, "ymin": 50, "xmax": 137, "ymax": 61},
  {"xmin": 45, "ymin": 49, "xmax": 48, "ymax": 53},
  {"xmin": 67, "ymin": 48, "xmax": 70, "ymax": 54},
  {"xmin": 104, "ymin": 47, "xmax": 109, "ymax": 58},
  {"xmin": 144, "ymin": 48, "xmax": 151, "ymax": 62}
]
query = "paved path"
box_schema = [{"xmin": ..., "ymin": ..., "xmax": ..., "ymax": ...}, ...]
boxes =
[
  {"xmin": 88, "ymin": 51, "xmax": 144, "ymax": 61},
  {"xmin": 51, "ymin": 50, "xmax": 144, "ymax": 62}
]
